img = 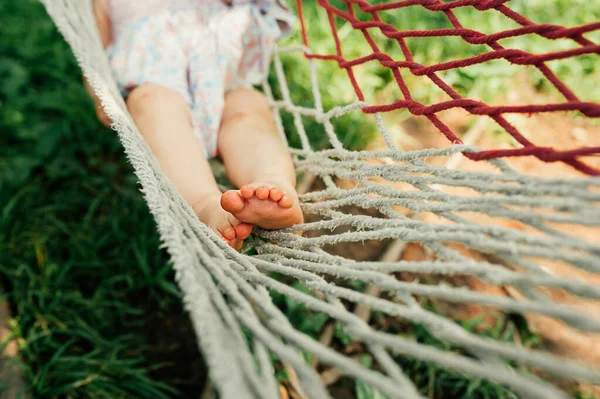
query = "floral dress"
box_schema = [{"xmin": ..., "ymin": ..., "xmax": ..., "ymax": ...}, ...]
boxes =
[{"xmin": 107, "ymin": 0, "xmax": 294, "ymax": 157}]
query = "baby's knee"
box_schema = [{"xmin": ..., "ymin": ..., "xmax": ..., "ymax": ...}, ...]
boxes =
[
  {"xmin": 126, "ymin": 84, "xmax": 186, "ymax": 114},
  {"xmin": 223, "ymin": 89, "xmax": 270, "ymax": 123}
]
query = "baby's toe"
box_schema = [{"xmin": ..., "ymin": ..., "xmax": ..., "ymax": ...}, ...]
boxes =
[
  {"xmin": 278, "ymin": 194, "xmax": 294, "ymax": 209},
  {"xmin": 240, "ymin": 185, "xmax": 256, "ymax": 199},
  {"xmin": 216, "ymin": 232, "xmax": 233, "ymax": 247},
  {"xmin": 232, "ymin": 239, "xmax": 244, "ymax": 251},
  {"xmin": 221, "ymin": 190, "xmax": 245, "ymax": 213},
  {"xmin": 255, "ymin": 186, "xmax": 270, "ymax": 200},
  {"xmin": 221, "ymin": 226, "xmax": 236, "ymax": 241},
  {"xmin": 269, "ymin": 188, "xmax": 284, "ymax": 202},
  {"xmin": 235, "ymin": 223, "xmax": 253, "ymax": 240}
]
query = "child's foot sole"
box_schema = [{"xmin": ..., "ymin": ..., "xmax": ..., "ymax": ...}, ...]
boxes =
[{"xmin": 221, "ymin": 183, "xmax": 303, "ymax": 230}]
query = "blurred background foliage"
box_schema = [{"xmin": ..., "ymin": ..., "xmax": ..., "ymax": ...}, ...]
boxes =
[{"xmin": 272, "ymin": 0, "xmax": 600, "ymax": 150}]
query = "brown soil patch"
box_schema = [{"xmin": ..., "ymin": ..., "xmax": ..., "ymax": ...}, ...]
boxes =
[{"xmin": 0, "ymin": 284, "xmax": 28, "ymax": 399}]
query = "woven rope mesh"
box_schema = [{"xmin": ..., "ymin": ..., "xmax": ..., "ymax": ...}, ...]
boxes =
[
  {"xmin": 295, "ymin": 0, "xmax": 600, "ymax": 174},
  {"xmin": 41, "ymin": 1, "xmax": 600, "ymax": 398}
]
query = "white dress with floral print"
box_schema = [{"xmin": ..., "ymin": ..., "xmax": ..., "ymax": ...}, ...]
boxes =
[{"xmin": 107, "ymin": 0, "xmax": 294, "ymax": 157}]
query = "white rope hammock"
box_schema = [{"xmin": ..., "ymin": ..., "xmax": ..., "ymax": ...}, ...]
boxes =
[{"xmin": 41, "ymin": 1, "xmax": 600, "ymax": 398}]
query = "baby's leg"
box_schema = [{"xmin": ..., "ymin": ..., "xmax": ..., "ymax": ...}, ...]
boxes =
[
  {"xmin": 219, "ymin": 89, "xmax": 303, "ymax": 229},
  {"xmin": 127, "ymin": 84, "xmax": 252, "ymax": 249}
]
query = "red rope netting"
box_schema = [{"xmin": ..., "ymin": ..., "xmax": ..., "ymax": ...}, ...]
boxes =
[{"xmin": 295, "ymin": 0, "xmax": 600, "ymax": 175}]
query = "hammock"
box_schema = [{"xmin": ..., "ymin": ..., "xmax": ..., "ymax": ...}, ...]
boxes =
[{"xmin": 41, "ymin": 1, "xmax": 600, "ymax": 398}]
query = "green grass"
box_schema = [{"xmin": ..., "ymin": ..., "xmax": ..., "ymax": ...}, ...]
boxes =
[
  {"xmin": 1, "ymin": 1, "xmax": 201, "ymax": 397},
  {"xmin": 1, "ymin": 0, "xmax": 598, "ymax": 398}
]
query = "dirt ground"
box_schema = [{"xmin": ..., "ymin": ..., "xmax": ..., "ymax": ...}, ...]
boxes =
[{"xmin": 0, "ymin": 285, "xmax": 27, "ymax": 399}]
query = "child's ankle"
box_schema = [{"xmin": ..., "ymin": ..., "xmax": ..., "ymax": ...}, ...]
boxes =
[{"xmin": 190, "ymin": 192, "xmax": 222, "ymax": 218}]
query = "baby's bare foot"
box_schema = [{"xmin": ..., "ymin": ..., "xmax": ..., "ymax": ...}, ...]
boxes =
[
  {"xmin": 193, "ymin": 194, "xmax": 253, "ymax": 250},
  {"xmin": 220, "ymin": 181, "xmax": 303, "ymax": 230}
]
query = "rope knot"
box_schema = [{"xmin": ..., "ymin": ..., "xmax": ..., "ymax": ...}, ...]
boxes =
[
  {"xmin": 580, "ymin": 103, "xmax": 600, "ymax": 118},
  {"xmin": 407, "ymin": 102, "xmax": 428, "ymax": 115},
  {"xmin": 536, "ymin": 24, "xmax": 567, "ymax": 40},
  {"xmin": 535, "ymin": 147, "xmax": 559, "ymax": 162},
  {"xmin": 419, "ymin": 0, "xmax": 444, "ymax": 12},
  {"xmin": 464, "ymin": 100, "xmax": 493, "ymax": 115},
  {"xmin": 460, "ymin": 29, "xmax": 489, "ymax": 45},
  {"xmin": 504, "ymin": 49, "xmax": 534, "ymax": 65},
  {"xmin": 473, "ymin": 0, "xmax": 509, "ymax": 11}
]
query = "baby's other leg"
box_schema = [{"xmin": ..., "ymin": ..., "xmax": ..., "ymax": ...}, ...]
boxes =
[
  {"xmin": 219, "ymin": 89, "xmax": 303, "ymax": 230},
  {"xmin": 127, "ymin": 84, "xmax": 252, "ymax": 249}
]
